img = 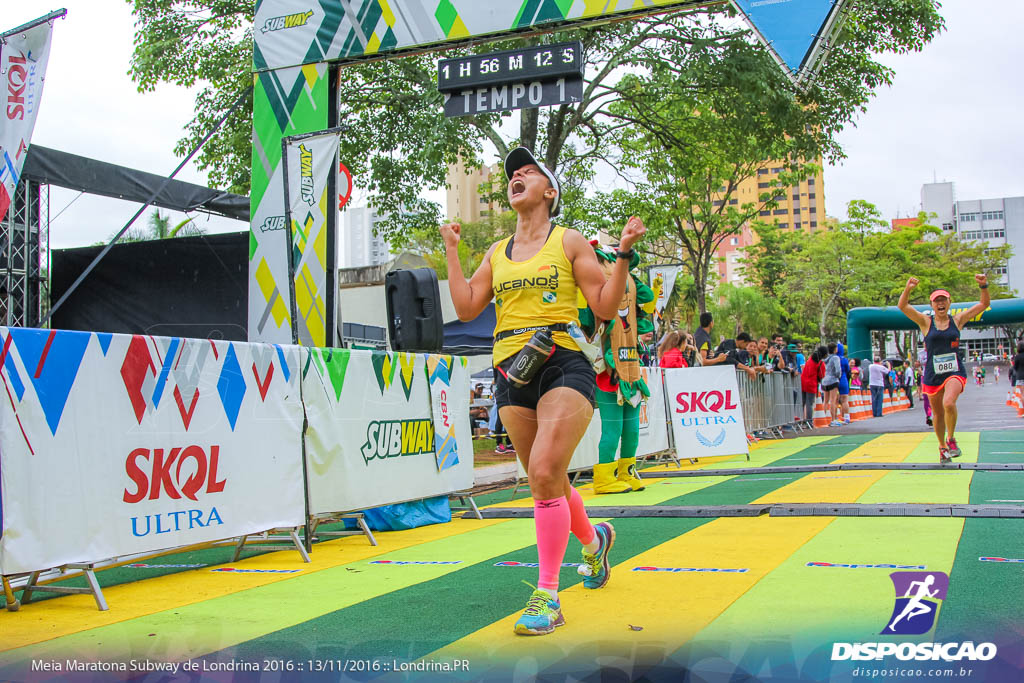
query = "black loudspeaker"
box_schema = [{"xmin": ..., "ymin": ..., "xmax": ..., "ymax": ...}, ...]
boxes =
[{"xmin": 385, "ymin": 268, "xmax": 444, "ymax": 352}]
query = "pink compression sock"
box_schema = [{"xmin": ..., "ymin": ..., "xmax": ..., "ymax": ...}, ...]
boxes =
[
  {"xmin": 534, "ymin": 497, "xmax": 571, "ymax": 592},
  {"xmin": 567, "ymin": 487, "xmax": 596, "ymax": 547}
]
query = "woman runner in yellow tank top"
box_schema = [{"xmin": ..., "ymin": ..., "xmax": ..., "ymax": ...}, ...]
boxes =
[{"xmin": 441, "ymin": 147, "xmax": 646, "ymax": 636}]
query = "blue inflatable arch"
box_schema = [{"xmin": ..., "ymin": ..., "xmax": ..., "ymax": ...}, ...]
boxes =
[{"xmin": 846, "ymin": 298, "xmax": 1024, "ymax": 366}]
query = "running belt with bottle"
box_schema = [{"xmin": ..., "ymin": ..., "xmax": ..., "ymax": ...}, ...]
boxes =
[
  {"xmin": 922, "ymin": 317, "xmax": 967, "ymax": 394},
  {"xmin": 490, "ymin": 224, "xmax": 581, "ymax": 370}
]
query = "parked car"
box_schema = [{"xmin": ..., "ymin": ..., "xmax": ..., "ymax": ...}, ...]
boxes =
[{"xmin": 982, "ymin": 353, "xmax": 999, "ymax": 362}]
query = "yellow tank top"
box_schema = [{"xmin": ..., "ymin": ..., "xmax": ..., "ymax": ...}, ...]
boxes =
[{"xmin": 490, "ymin": 225, "xmax": 581, "ymax": 363}]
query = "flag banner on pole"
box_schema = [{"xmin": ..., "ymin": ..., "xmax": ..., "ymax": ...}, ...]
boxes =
[
  {"xmin": 663, "ymin": 366, "xmax": 749, "ymax": 458},
  {"xmin": 0, "ymin": 19, "xmax": 55, "ymax": 221},
  {"xmin": 283, "ymin": 130, "xmax": 340, "ymax": 347},
  {"xmin": 650, "ymin": 265, "xmax": 682, "ymax": 315}
]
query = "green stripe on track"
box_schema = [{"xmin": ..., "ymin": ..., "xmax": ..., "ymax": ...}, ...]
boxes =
[{"xmin": 939, "ymin": 431, "xmax": 1024, "ymax": 641}]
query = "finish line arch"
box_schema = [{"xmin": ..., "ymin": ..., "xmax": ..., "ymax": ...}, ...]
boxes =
[
  {"xmin": 846, "ymin": 298, "xmax": 1024, "ymax": 364},
  {"xmin": 248, "ymin": 0, "xmax": 851, "ymax": 347}
]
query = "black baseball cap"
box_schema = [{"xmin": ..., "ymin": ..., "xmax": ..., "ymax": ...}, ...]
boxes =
[{"xmin": 503, "ymin": 147, "xmax": 560, "ymax": 216}]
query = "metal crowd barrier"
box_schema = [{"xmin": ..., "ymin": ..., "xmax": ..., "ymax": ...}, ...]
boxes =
[{"xmin": 735, "ymin": 370, "xmax": 809, "ymax": 439}]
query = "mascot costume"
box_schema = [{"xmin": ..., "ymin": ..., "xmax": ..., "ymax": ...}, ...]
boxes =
[{"xmin": 577, "ymin": 243, "xmax": 659, "ymax": 494}]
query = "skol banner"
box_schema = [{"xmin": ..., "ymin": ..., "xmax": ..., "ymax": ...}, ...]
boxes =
[
  {"xmin": 0, "ymin": 328, "xmax": 305, "ymax": 575},
  {"xmin": 282, "ymin": 129, "xmax": 340, "ymax": 348},
  {"xmin": 0, "ymin": 18, "xmax": 55, "ymax": 221},
  {"xmin": 664, "ymin": 366, "xmax": 749, "ymax": 459},
  {"xmin": 302, "ymin": 348, "xmax": 474, "ymax": 515}
]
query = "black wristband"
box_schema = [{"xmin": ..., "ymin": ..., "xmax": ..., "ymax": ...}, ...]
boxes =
[
  {"xmin": 616, "ymin": 249, "xmax": 634, "ymax": 260},
  {"xmin": 980, "ymin": 284, "xmax": 988, "ymax": 289}
]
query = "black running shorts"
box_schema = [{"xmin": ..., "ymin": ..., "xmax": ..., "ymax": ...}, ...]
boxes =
[
  {"xmin": 821, "ymin": 382, "xmax": 839, "ymax": 392},
  {"xmin": 494, "ymin": 346, "xmax": 596, "ymax": 411}
]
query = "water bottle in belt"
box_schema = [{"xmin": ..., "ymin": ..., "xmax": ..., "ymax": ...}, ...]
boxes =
[{"xmin": 505, "ymin": 329, "xmax": 555, "ymax": 387}]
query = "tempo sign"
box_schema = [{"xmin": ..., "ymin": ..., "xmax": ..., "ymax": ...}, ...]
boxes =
[{"xmin": 439, "ymin": 41, "xmax": 584, "ymax": 117}]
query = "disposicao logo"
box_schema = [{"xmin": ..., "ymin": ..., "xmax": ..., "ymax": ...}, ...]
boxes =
[
  {"xmin": 882, "ymin": 571, "xmax": 948, "ymax": 635},
  {"xmin": 830, "ymin": 570, "xmax": 997, "ymax": 663}
]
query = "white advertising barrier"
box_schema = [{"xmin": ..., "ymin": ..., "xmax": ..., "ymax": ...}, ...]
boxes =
[
  {"xmin": 515, "ymin": 367, "xmax": 671, "ymax": 479},
  {"xmin": 636, "ymin": 367, "xmax": 670, "ymax": 457},
  {"xmin": 302, "ymin": 349, "xmax": 474, "ymax": 514},
  {"xmin": 663, "ymin": 366, "xmax": 749, "ymax": 459},
  {"xmin": 0, "ymin": 328, "xmax": 305, "ymax": 575}
]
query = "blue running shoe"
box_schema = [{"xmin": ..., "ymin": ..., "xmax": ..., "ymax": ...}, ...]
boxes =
[
  {"xmin": 513, "ymin": 589, "xmax": 565, "ymax": 636},
  {"xmin": 578, "ymin": 521, "xmax": 615, "ymax": 589}
]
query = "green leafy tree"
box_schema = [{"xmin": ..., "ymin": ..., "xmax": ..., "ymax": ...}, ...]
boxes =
[
  {"xmin": 709, "ymin": 283, "xmax": 784, "ymax": 338},
  {"xmin": 127, "ymin": 0, "xmax": 253, "ymax": 194}
]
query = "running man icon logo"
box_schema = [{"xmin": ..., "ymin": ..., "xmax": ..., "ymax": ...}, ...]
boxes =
[{"xmin": 881, "ymin": 571, "xmax": 949, "ymax": 635}]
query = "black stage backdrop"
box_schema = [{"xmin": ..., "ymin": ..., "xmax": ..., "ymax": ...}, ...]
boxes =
[{"xmin": 51, "ymin": 232, "xmax": 249, "ymax": 340}]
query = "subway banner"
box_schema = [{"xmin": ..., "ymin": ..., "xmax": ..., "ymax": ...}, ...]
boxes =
[
  {"xmin": 282, "ymin": 130, "xmax": 340, "ymax": 347},
  {"xmin": 252, "ymin": 1, "xmax": 716, "ymax": 73},
  {"xmin": 664, "ymin": 366, "xmax": 749, "ymax": 459},
  {"xmin": 302, "ymin": 348, "xmax": 474, "ymax": 515},
  {"xmin": 0, "ymin": 328, "xmax": 305, "ymax": 575},
  {"xmin": 0, "ymin": 18, "xmax": 55, "ymax": 222},
  {"xmin": 250, "ymin": 63, "xmax": 329, "ymax": 344}
]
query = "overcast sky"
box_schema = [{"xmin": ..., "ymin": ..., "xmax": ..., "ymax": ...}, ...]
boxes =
[{"xmin": 10, "ymin": 0, "xmax": 1023, "ymax": 252}]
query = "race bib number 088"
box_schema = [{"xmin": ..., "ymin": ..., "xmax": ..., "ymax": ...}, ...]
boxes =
[{"xmin": 933, "ymin": 353, "xmax": 959, "ymax": 375}]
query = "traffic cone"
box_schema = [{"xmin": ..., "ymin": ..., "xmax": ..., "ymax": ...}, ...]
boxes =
[
  {"xmin": 1007, "ymin": 390, "xmax": 1014, "ymax": 407},
  {"xmin": 813, "ymin": 398, "xmax": 830, "ymax": 427},
  {"xmin": 1016, "ymin": 387, "xmax": 1024, "ymax": 419}
]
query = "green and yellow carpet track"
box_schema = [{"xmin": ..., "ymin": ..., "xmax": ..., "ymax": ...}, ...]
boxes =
[{"xmin": 2, "ymin": 431, "xmax": 1022, "ymax": 682}]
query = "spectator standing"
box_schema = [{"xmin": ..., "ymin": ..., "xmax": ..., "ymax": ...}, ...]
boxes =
[
  {"xmin": 681, "ymin": 331, "xmax": 698, "ymax": 368},
  {"xmin": 1013, "ymin": 342, "xmax": 1024, "ymax": 387},
  {"xmin": 658, "ymin": 331, "xmax": 685, "ymax": 368},
  {"xmin": 903, "ymin": 362, "xmax": 916, "ymax": 408},
  {"xmin": 868, "ymin": 357, "xmax": 887, "ymax": 417},
  {"xmin": 821, "ymin": 343, "xmax": 842, "ymax": 426},
  {"xmin": 790, "ymin": 343, "xmax": 806, "ymax": 374},
  {"xmin": 693, "ymin": 312, "xmax": 728, "ymax": 366},
  {"xmin": 733, "ymin": 333, "xmax": 759, "ymax": 379},
  {"xmin": 837, "ymin": 342, "xmax": 852, "ymax": 424},
  {"xmin": 800, "ymin": 347, "xmax": 823, "ymax": 423}
]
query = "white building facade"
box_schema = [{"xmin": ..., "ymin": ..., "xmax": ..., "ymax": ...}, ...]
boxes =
[{"xmin": 342, "ymin": 206, "xmax": 393, "ymax": 268}]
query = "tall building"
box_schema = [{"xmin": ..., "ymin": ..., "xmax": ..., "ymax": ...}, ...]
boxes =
[
  {"xmin": 714, "ymin": 161, "xmax": 827, "ymax": 286},
  {"xmin": 918, "ymin": 181, "xmax": 1020, "ymax": 357},
  {"xmin": 342, "ymin": 206, "xmax": 392, "ymax": 268},
  {"xmin": 920, "ymin": 181, "xmax": 1017, "ymax": 290},
  {"xmin": 446, "ymin": 158, "xmax": 502, "ymax": 223}
]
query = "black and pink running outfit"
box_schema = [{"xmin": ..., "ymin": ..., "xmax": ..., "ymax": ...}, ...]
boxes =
[{"xmin": 921, "ymin": 317, "xmax": 967, "ymax": 396}]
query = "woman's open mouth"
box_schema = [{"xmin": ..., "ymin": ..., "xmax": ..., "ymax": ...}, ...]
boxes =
[{"xmin": 510, "ymin": 179, "xmax": 526, "ymax": 197}]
